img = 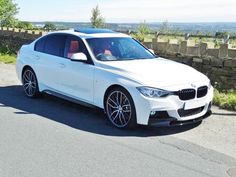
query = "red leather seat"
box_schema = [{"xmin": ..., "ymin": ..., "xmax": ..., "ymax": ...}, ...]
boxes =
[{"xmin": 68, "ymin": 41, "xmax": 79, "ymax": 58}]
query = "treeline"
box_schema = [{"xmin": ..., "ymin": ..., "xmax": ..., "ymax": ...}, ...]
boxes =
[{"xmin": 0, "ymin": 0, "xmax": 56, "ymax": 30}]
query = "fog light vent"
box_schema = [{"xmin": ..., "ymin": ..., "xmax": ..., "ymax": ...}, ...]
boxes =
[
  {"xmin": 149, "ymin": 111, "xmax": 169, "ymax": 119},
  {"xmin": 148, "ymin": 111, "xmax": 171, "ymax": 125}
]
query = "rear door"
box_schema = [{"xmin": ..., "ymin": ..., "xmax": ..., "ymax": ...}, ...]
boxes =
[{"xmin": 34, "ymin": 34, "xmax": 67, "ymax": 91}]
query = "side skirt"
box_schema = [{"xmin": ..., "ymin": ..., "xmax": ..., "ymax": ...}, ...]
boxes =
[{"xmin": 43, "ymin": 90, "xmax": 100, "ymax": 110}]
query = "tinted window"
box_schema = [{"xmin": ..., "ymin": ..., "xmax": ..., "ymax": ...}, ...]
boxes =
[
  {"xmin": 44, "ymin": 34, "xmax": 67, "ymax": 57},
  {"xmin": 64, "ymin": 36, "xmax": 90, "ymax": 60},
  {"xmin": 35, "ymin": 37, "xmax": 46, "ymax": 52}
]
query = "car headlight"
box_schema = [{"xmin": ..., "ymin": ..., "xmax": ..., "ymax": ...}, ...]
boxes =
[{"xmin": 137, "ymin": 86, "xmax": 170, "ymax": 98}]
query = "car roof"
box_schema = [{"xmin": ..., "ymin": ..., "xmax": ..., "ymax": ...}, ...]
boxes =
[{"xmin": 48, "ymin": 28, "xmax": 131, "ymax": 39}]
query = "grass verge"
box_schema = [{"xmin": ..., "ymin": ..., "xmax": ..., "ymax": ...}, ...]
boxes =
[
  {"xmin": 213, "ymin": 89, "xmax": 236, "ymax": 111},
  {"xmin": 0, "ymin": 54, "xmax": 16, "ymax": 64}
]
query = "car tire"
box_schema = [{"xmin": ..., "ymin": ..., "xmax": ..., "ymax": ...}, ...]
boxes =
[
  {"xmin": 105, "ymin": 87, "xmax": 137, "ymax": 129},
  {"xmin": 22, "ymin": 68, "xmax": 41, "ymax": 98}
]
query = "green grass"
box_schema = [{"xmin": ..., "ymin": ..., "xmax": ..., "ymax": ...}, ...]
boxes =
[
  {"xmin": 0, "ymin": 54, "xmax": 16, "ymax": 64},
  {"xmin": 213, "ymin": 89, "xmax": 236, "ymax": 111}
]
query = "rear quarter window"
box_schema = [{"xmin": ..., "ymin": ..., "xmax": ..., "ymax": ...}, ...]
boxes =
[{"xmin": 35, "ymin": 37, "xmax": 46, "ymax": 52}]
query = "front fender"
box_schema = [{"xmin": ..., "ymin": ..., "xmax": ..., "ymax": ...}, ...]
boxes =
[{"xmin": 93, "ymin": 67, "xmax": 141, "ymax": 109}]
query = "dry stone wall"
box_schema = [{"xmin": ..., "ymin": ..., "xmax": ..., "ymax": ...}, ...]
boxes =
[
  {"xmin": 0, "ymin": 27, "xmax": 46, "ymax": 53},
  {"xmin": 0, "ymin": 28, "xmax": 235, "ymax": 89}
]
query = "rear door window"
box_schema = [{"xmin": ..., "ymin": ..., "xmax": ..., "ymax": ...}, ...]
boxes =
[{"xmin": 44, "ymin": 34, "xmax": 67, "ymax": 57}]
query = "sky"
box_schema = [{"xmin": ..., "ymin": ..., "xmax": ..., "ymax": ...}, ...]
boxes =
[{"xmin": 15, "ymin": 0, "xmax": 236, "ymax": 23}]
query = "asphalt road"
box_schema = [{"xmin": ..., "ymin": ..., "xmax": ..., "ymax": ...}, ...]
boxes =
[{"xmin": 0, "ymin": 64, "xmax": 236, "ymax": 177}]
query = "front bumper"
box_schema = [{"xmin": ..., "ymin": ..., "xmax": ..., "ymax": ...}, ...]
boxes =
[
  {"xmin": 131, "ymin": 85, "xmax": 214, "ymax": 126},
  {"xmin": 149, "ymin": 105, "xmax": 212, "ymax": 126}
]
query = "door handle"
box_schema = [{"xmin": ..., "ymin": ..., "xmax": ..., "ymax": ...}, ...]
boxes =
[{"xmin": 58, "ymin": 63, "xmax": 66, "ymax": 68}]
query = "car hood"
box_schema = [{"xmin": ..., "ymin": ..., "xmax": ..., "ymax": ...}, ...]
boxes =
[{"xmin": 98, "ymin": 58, "xmax": 209, "ymax": 89}]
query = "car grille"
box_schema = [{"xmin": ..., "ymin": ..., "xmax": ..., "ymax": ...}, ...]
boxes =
[
  {"xmin": 177, "ymin": 86, "xmax": 208, "ymax": 101},
  {"xmin": 178, "ymin": 106, "xmax": 204, "ymax": 117},
  {"xmin": 178, "ymin": 89, "xmax": 196, "ymax": 100},
  {"xmin": 197, "ymin": 86, "xmax": 208, "ymax": 98}
]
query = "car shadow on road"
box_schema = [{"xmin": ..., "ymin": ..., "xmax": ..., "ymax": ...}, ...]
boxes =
[{"xmin": 0, "ymin": 85, "xmax": 201, "ymax": 137}]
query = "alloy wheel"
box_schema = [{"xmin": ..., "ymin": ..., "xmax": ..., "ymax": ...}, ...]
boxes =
[
  {"xmin": 106, "ymin": 90, "xmax": 132, "ymax": 128},
  {"xmin": 22, "ymin": 69, "xmax": 37, "ymax": 97}
]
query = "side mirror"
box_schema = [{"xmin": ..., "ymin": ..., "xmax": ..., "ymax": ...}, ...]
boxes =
[
  {"xmin": 71, "ymin": 53, "xmax": 87, "ymax": 62},
  {"xmin": 149, "ymin": 49, "xmax": 155, "ymax": 54}
]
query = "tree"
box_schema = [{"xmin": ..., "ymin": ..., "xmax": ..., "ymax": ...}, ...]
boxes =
[
  {"xmin": 90, "ymin": 5, "xmax": 105, "ymax": 28},
  {"xmin": 215, "ymin": 32, "xmax": 229, "ymax": 38},
  {"xmin": 16, "ymin": 21, "xmax": 33, "ymax": 30},
  {"xmin": 134, "ymin": 21, "xmax": 150, "ymax": 42},
  {"xmin": 43, "ymin": 22, "xmax": 56, "ymax": 31},
  {"xmin": 0, "ymin": 0, "xmax": 19, "ymax": 27},
  {"xmin": 159, "ymin": 20, "xmax": 171, "ymax": 33}
]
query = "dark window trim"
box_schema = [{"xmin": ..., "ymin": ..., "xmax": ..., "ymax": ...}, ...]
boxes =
[{"xmin": 34, "ymin": 33, "xmax": 94, "ymax": 65}]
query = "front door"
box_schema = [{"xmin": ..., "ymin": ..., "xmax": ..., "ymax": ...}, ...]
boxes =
[{"xmin": 56, "ymin": 36, "xmax": 95, "ymax": 104}]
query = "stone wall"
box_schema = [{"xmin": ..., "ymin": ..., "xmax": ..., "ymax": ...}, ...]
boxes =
[
  {"xmin": 0, "ymin": 27, "xmax": 45, "ymax": 53},
  {"xmin": 0, "ymin": 27, "xmax": 235, "ymax": 89},
  {"xmin": 144, "ymin": 39, "xmax": 236, "ymax": 90}
]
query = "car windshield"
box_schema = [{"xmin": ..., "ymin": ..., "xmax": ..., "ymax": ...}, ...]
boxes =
[{"xmin": 86, "ymin": 37, "xmax": 156, "ymax": 61}]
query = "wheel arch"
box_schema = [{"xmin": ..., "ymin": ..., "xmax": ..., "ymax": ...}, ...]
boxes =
[
  {"xmin": 22, "ymin": 65, "xmax": 34, "ymax": 79},
  {"xmin": 21, "ymin": 65, "xmax": 40, "ymax": 91},
  {"xmin": 21, "ymin": 65, "xmax": 41, "ymax": 98},
  {"xmin": 103, "ymin": 84, "xmax": 137, "ymax": 128},
  {"xmin": 103, "ymin": 84, "xmax": 132, "ymax": 112}
]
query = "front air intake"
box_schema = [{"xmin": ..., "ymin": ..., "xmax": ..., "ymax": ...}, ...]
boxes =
[{"xmin": 178, "ymin": 106, "xmax": 204, "ymax": 117}]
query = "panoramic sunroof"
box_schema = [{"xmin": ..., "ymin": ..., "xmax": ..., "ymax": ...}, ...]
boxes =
[{"xmin": 74, "ymin": 28, "xmax": 116, "ymax": 34}]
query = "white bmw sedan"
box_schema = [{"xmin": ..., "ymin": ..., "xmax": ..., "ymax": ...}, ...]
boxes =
[{"xmin": 16, "ymin": 28, "xmax": 213, "ymax": 129}]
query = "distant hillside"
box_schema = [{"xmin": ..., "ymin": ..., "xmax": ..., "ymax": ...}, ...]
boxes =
[{"xmin": 32, "ymin": 22, "xmax": 236, "ymax": 35}]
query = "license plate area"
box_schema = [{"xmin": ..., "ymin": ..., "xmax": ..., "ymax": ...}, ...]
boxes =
[{"xmin": 184, "ymin": 99, "xmax": 206, "ymax": 110}]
